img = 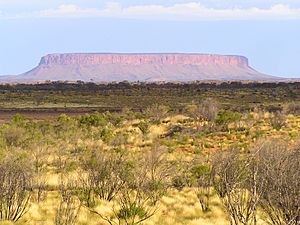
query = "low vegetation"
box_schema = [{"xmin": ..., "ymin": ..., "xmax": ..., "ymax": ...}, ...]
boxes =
[{"xmin": 0, "ymin": 83, "xmax": 299, "ymax": 225}]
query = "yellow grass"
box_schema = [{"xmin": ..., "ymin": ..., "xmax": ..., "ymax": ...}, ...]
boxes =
[{"xmin": 0, "ymin": 187, "xmax": 269, "ymax": 225}]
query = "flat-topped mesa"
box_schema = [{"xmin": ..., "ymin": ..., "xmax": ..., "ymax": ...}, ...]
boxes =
[
  {"xmin": 1, "ymin": 52, "xmax": 277, "ymax": 82},
  {"xmin": 39, "ymin": 53, "xmax": 249, "ymax": 67}
]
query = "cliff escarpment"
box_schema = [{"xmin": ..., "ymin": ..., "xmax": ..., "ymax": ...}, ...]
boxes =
[{"xmin": 39, "ymin": 53, "xmax": 249, "ymax": 66}]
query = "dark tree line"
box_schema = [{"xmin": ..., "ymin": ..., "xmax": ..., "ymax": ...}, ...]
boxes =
[{"xmin": 1, "ymin": 81, "xmax": 300, "ymax": 91}]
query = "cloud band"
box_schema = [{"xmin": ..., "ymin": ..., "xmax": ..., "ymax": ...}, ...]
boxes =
[{"xmin": 3, "ymin": 2, "xmax": 300, "ymax": 20}]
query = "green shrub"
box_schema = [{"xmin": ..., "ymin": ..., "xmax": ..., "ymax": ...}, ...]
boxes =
[
  {"xmin": 103, "ymin": 112, "xmax": 122, "ymax": 126},
  {"xmin": 117, "ymin": 203, "xmax": 146, "ymax": 220},
  {"xmin": 78, "ymin": 112, "xmax": 106, "ymax": 127},
  {"xmin": 171, "ymin": 176, "xmax": 186, "ymax": 191},
  {"xmin": 11, "ymin": 114, "xmax": 26, "ymax": 126},
  {"xmin": 192, "ymin": 163, "xmax": 210, "ymax": 174},
  {"xmin": 216, "ymin": 110, "xmax": 241, "ymax": 130},
  {"xmin": 134, "ymin": 121, "xmax": 150, "ymax": 135}
]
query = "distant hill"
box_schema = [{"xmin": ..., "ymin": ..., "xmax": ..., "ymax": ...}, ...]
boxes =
[{"xmin": 0, "ymin": 53, "xmax": 280, "ymax": 82}]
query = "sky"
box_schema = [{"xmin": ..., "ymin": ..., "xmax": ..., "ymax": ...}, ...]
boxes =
[{"xmin": 0, "ymin": 0, "xmax": 299, "ymax": 78}]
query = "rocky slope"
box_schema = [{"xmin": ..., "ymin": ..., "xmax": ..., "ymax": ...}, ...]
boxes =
[{"xmin": 0, "ymin": 53, "xmax": 278, "ymax": 82}]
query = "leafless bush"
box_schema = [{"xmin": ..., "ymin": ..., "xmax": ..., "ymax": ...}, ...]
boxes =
[
  {"xmin": 76, "ymin": 175, "xmax": 95, "ymax": 208},
  {"xmin": 212, "ymin": 149, "xmax": 261, "ymax": 225},
  {"xmin": 186, "ymin": 98, "xmax": 220, "ymax": 122},
  {"xmin": 91, "ymin": 182, "xmax": 157, "ymax": 225},
  {"xmin": 81, "ymin": 149, "xmax": 129, "ymax": 202},
  {"xmin": 139, "ymin": 145, "xmax": 172, "ymax": 204},
  {"xmin": 55, "ymin": 181, "xmax": 82, "ymax": 225},
  {"xmin": 87, "ymin": 146, "xmax": 169, "ymax": 225},
  {"xmin": 199, "ymin": 98, "xmax": 220, "ymax": 122},
  {"xmin": 90, "ymin": 153, "xmax": 160, "ymax": 225},
  {"xmin": 270, "ymin": 112, "xmax": 286, "ymax": 130},
  {"xmin": 283, "ymin": 102, "xmax": 300, "ymax": 115},
  {"xmin": 212, "ymin": 139, "xmax": 300, "ymax": 225},
  {"xmin": 30, "ymin": 144, "xmax": 49, "ymax": 202},
  {"xmin": 0, "ymin": 161, "xmax": 32, "ymax": 222},
  {"xmin": 144, "ymin": 104, "xmax": 170, "ymax": 122},
  {"xmin": 257, "ymin": 140, "xmax": 300, "ymax": 225},
  {"xmin": 32, "ymin": 176, "xmax": 47, "ymax": 203}
]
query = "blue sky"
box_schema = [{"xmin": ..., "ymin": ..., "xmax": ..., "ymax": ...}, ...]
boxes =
[{"xmin": 0, "ymin": 0, "xmax": 299, "ymax": 77}]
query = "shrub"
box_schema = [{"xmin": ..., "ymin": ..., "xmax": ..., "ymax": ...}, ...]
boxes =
[
  {"xmin": 185, "ymin": 98, "xmax": 220, "ymax": 122},
  {"xmin": 270, "ymin": 112, "xmax": 286, "ymax": 130},
  {"xmin": 103, "ymin": 112, "xmax": 123, "ymax": 126},
  {"xmin": 2, "ymin": 126, "xmax": 25, "ymax": 146},
  {"xmin": 283, "ymin": 101, "xmax": 300, "ymax": 115},
  {"xmin": 171, "ymin": 176, "xmax": 186, "ymax": 191},
  {"xmin": 216, "ymin": 110, "xmax": 241, "ymax": 131},
  {"xmin": 0, "ymin": 161, "xmax": 32, "ymax": 222},
  {"xmin": 81, "ymin": 149, "xmax": 130, "ymax": 202},
  {"xmin": 134, "ymin": 121, "xmax": 150, "ymax": 136},
  {"xmin": 144, "ymin": 104, "xmax": 170, "ymax": 122},
  {"xmin": 11, "ymin": 114, "xmax": 26, "ymax": 126},
  {"xmin": 78, "ymin": 112, "xmax": 106, "ymax": 127},
  {"xmin": 110, "ymin": 132, "xmax": 129, "ymax": 147},
  {"xmin": 199, "ymin": 98, "xmax": 220, "ymax": 121},
  {"xmin": 55, "ymin": 182, "xmax": 82, "ymax": 225},
  {"xmin": 190, "ymin": 163, "xmax": 213, "ymax": 212},
  {"xmin": 257, "ymin": 140, "xmax": 300, "ymax": 225}
]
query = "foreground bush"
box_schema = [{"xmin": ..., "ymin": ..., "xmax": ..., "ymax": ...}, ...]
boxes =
[
  {"xmin": 257, "ymin": 140, "xmax": 300, "ymax": 225},
  {"xmin": 0, "ymin": 161, "xmax": 32, "ymax": 222},
  {"xmin": 211, "ymin": 140, "xmax": 300, "ymax": 225}
]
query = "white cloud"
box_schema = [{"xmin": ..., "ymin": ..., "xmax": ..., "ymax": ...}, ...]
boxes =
[{"xmin": 3, "ymin": 2, "xmax": 300, "ymax": 20}]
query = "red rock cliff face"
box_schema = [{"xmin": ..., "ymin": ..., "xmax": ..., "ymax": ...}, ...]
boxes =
[{"xmin": 39, "ymin": 53, "xmax": 249, "ymax": 67}]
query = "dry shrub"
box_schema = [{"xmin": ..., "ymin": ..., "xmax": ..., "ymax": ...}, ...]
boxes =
[
  {"xmin": 55, "ymin": 181, "xmax": 82, "ymax": 225},
  {"xmin": 0, "ymin": 161, "xmax": 32, "ymax": 222},
  {"xmin": 257, "ymin": 140, "xmax": 300, "ymax": 225},
  {"xmin": 270, "ymin": 112, "xmax": 286, "ymax": 130}
]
